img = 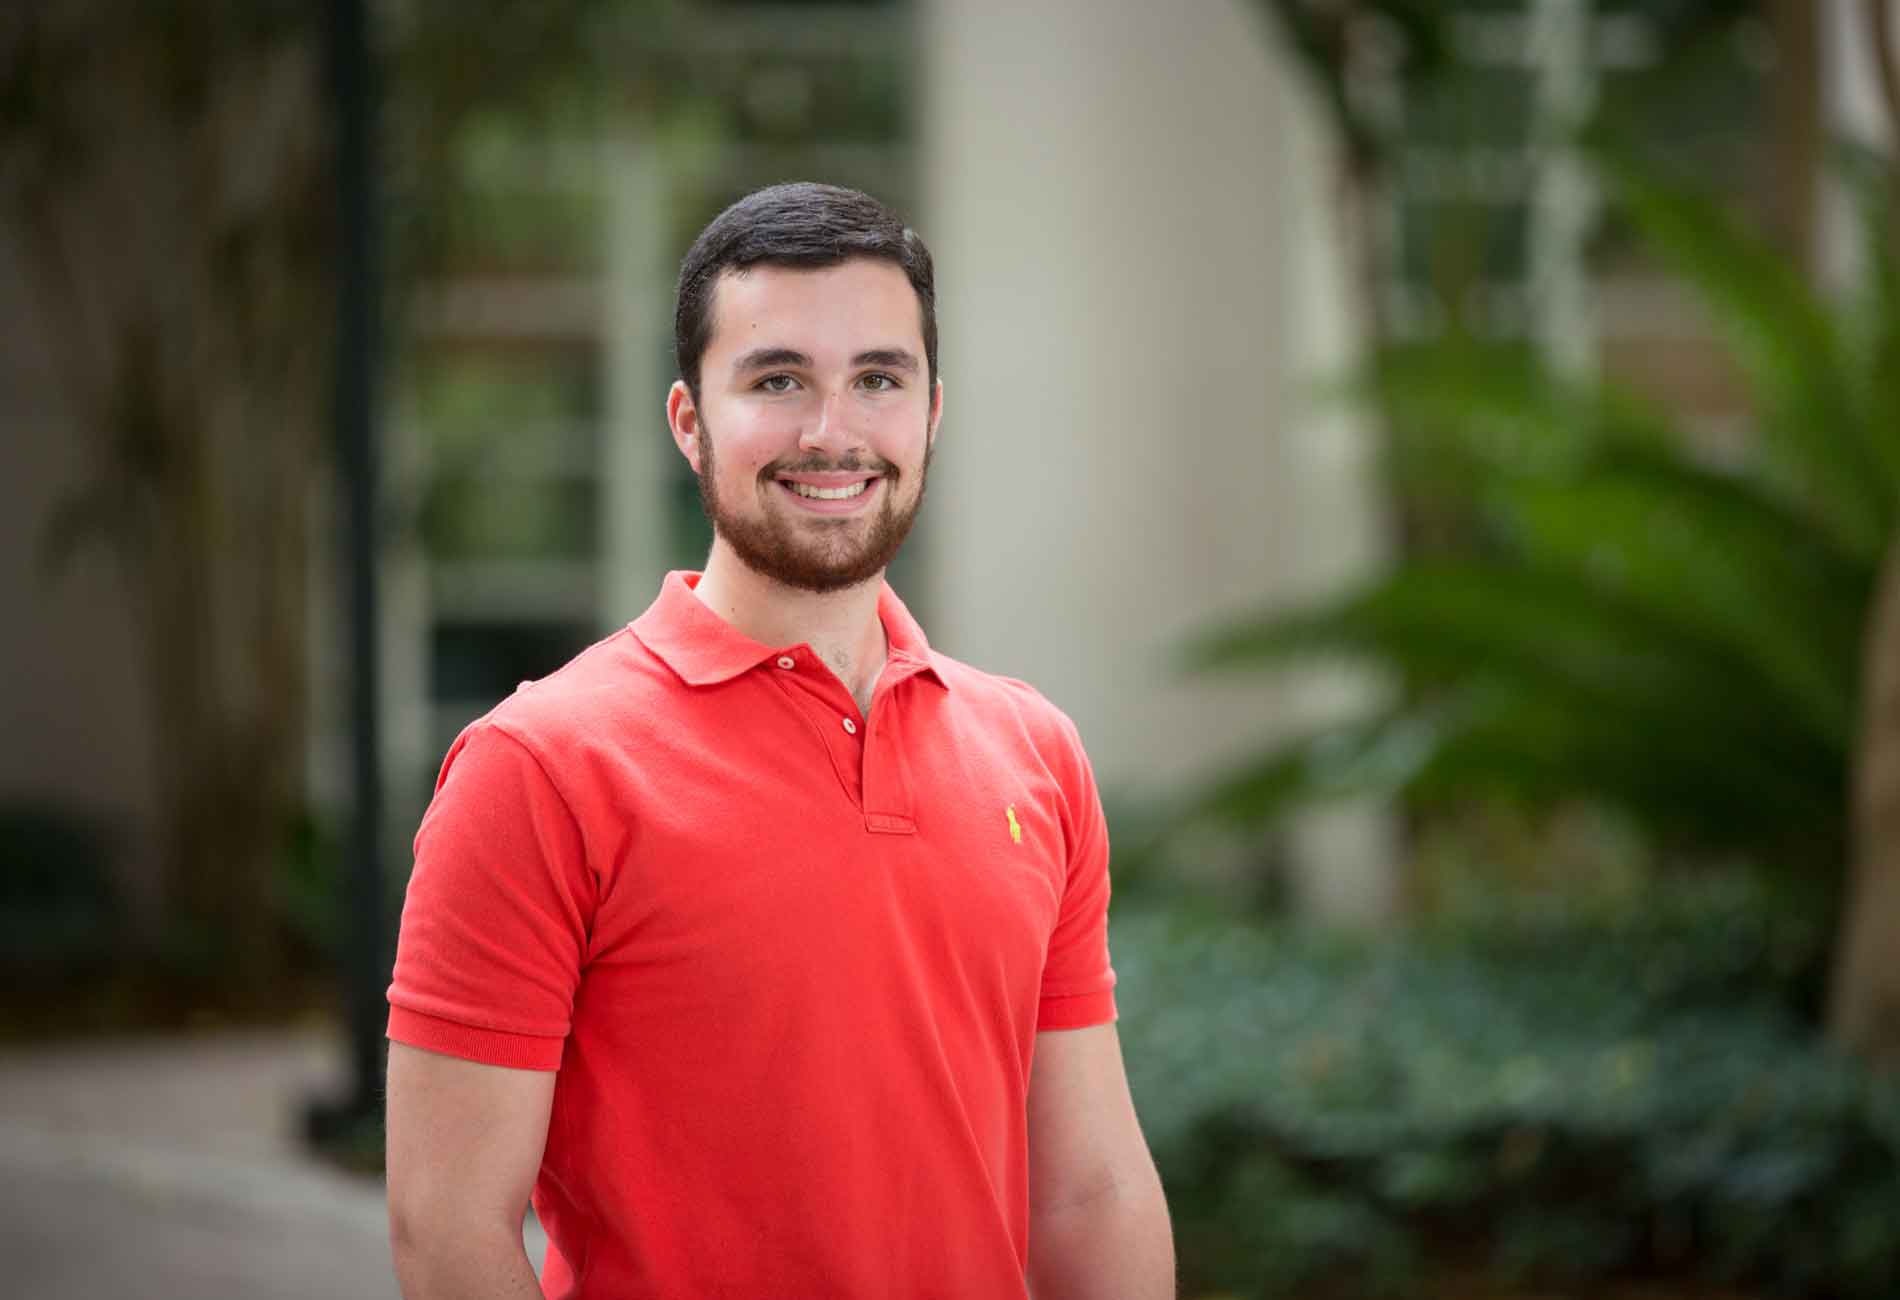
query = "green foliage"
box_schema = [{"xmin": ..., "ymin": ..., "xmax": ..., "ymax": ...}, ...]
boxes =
[
  {"xmin": 1115, "ymin": 884, "xmax": 1900, "ymax": 1298},
  {"xmin": 1181, "ymin": 136, "xmax": 1897, "ymax": 883},
  {"xmin": 411, "ymin": 359, "xmax": 602, "ymax": 561},
  {"xmin": 1248, "ymin": 1, "xmax": 1758, "ymax": 186},
  {"xmin": 385, "ymin": 0, "xmax": 678, "ymax": 279},
  {"xmin": 1589, "ymin": 127, "xmax": 1900, "ymax": 552}
]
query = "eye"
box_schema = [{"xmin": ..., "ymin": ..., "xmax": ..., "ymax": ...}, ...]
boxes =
[
  {"xmin": 859, "ymin": 372, "xmax": 900, "ymax": 393},
  {"xmin": 756, "ymin": 374, "xmax": 799, "ymax": 394}
]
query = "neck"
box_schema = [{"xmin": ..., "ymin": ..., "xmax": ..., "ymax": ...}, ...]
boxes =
[{"xmin": 693, "ymin": 541, "xmax": 889, "ymax": 712}]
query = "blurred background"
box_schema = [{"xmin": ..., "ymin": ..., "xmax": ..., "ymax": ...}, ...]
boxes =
[{"xmin": 4, "ymin": 0, "xmax": 1899, "ymax": 1296}]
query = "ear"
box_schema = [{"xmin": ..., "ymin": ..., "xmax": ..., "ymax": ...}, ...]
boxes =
[
  {"xmin": 666, "ymin": 380, "xmax": 703, "ymax": 474},
  {"xmin": 926, "ymin": 378, "xmax": 944, "ymax": 452}
]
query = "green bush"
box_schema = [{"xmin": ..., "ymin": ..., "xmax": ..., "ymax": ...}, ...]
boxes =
[{"xmin": 1114, "ymin": 881, "xmax": 1900, "ymax": 1299}]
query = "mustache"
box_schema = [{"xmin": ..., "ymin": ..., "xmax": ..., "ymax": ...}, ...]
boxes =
[{"xmin": 762, "ymin": 454, "xmax": 897, "ymax": 476}]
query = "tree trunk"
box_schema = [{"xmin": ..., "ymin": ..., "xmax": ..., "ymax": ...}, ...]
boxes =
[
  {"xmin": 3, "ymin": 5, "xmax": 331, "ymax": 1004},
  {"xmin": 1830, "ymin": 530, "xmax": 1900, "ymax": 1067},
  {"xmin": 1769, "ymin": 0, "xmax": 1820, "ymax": 275}
]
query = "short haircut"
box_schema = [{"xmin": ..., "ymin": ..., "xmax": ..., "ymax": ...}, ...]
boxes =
[{"xmin": 674, "ymin": 182, "xmax": 937, "ymax": 400}]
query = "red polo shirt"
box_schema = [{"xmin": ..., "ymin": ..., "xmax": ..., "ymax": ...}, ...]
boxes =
[{"xmin": 387, "ymin": 572, "xmax": 1117, "ymax": 1298}]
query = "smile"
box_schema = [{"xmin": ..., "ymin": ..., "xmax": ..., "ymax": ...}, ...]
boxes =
[
  {"xmin": 772, "ymin": 473, "xmax": 885, "ymax": 515},
  {"xmin": 787, "ymin": 481, "xmax": 868, "ymax": 500}
]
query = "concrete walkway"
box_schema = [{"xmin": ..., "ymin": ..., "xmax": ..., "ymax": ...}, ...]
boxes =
[{"xmin": 0, "ymin": 1026, "xmax": 401, "ymax": 1299}]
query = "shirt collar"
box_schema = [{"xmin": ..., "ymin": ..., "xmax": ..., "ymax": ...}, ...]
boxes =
[{"xmin": 631, "ymin": 571, "xmax": 949, "ymax": 692}]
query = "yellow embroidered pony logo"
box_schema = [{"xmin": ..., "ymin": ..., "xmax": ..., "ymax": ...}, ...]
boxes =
[{"xmin": 1006, "ymin": 805, "xmax": 1023, "ymax": 845}]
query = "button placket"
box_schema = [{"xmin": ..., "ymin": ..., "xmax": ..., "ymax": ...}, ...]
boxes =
[
  {"xmin": 859, "ymin": 684, "xmax": 917, "ymax": 835},
  {"xmin": 759, "ymin": 666, "xmax": 863, "ymax": 807}
]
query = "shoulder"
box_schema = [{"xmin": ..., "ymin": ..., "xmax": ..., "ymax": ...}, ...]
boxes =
[
  {"xmin": 468, "ymin": 624, "xmax": 673, "ymax": 773},
  {"xmin": 925, "ymin": 650, "xmax": 1092, "ymax": 779},
  {"xmin": 925, "ymin": 652, "xmax": 1109, "ymax": 869}
]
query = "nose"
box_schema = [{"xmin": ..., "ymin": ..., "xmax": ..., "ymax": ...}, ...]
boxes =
[{"xmin": 798, "ymin": 388, "xmax": 864, "ymax": 457}]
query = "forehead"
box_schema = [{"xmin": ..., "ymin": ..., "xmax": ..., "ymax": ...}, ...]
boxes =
[{"xmin": 703, "ymin": 259, "xmax": 924, "ymax": 360}]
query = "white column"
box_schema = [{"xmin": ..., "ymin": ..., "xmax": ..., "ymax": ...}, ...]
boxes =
[
  {"xmin": 1273, "ymin": 25, "xmax": 1402, "ymax": 924},
  {"xmin": 601, "ymin": 128, "xmax": 677, "ymax": 626},
  {"xmin": 920, "ymin": 0, "xmax": 1395, "ymax": 918},
  {"xmin": 1820, "ymin": 0, "xmax": 1898, "ymax": 294},
  {"xmin": 1527, "ymin": 0, "xmax": 1600, "ymax": 377}
]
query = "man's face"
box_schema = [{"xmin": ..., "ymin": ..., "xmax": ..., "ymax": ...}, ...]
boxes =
[{"xmin": 668, "ymin": 258, "xmax": 942, "ymax": 594}]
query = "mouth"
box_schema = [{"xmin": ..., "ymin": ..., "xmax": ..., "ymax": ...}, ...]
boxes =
[{"xmin": 773, "ymin": 472, "xmax": 884, "ymax": 515}]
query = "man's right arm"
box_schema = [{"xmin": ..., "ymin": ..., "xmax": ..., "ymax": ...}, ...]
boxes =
[{"xmin": 386, "ymin": 1041, "xmax": 558, "ymax": 1299}]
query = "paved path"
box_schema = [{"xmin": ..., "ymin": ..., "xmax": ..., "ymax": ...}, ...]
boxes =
[{"xmin": 0, "ymin": 1026, "xmax": 401, "ymax": 1299}]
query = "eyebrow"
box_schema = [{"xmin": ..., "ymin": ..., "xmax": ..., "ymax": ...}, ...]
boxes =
[
  {"xmin": 730, "ymin": 347, "xmax": 922, "ymax": 377},
  {"xmin": 732, "ymin": 347, "xmax": 812, "ymax": 375},
  {"xmin": 851, "ymin": 348, "xmax": 920, "ymax": 376}
]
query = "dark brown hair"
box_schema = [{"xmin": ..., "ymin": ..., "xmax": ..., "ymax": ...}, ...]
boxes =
[{"xmin": 674, "ymin": 182, "xmax": 937, "ymax": 400}]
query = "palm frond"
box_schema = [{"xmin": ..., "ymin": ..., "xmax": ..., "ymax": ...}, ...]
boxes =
[
  {"xmin": 1498, "ymin": 452, "xmax": 1869, "ymax": 747},
  {"xmin": 1833, "ymin": 139, "xmax": 1900, "ymax": 504},
  {"xmin": 1406, "ymin": 685, "xmax": 1843, "ymax": 860},
  {"xmin": 1185, "ymin": 677, "xmax": 1842, "ymax": 867},
  {"xmin": 1183, "ymin": 560, "xmax": 1841, "ymax": 843},
  {"xmin": 1365, "ymin": 337, "xmax": 1673, "ymax": 486},
  {"xmin": 1585, "ymin": 129, "xmax": 1896, "ymax": 553},
  {"xmin": 1177, "ymin": 126, "xmax": 1892, "ymax": 883}
]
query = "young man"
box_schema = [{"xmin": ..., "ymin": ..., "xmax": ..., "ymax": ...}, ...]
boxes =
[{"xmin": 384, "ymin": 183, "xmax": 1174, "ymax": 1299}]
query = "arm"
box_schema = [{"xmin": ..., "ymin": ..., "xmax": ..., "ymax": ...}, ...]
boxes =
[
  {"xmin": 1025, "ymin": 1023, "xmax": 1175, "ymax": 1300},
  {"xmin": 385, "ymin": 1041, "xmax": 557, "ymax": 1299}
]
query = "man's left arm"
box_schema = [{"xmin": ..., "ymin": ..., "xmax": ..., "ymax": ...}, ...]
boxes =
[{"xmin": 1025, "ymin": 1022, "xmax": 1175, "ymax": 1300}]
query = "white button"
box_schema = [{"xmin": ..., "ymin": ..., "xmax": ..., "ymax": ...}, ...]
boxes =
[
  {"xmin": 776, "ymin": 656, "xmax": 795, "ymax": 670},
  {"xmin": 842, "ymin": 717, "xmax": 857, "ymax": 735}
]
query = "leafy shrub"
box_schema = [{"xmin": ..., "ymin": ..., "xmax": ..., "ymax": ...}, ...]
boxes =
[{"xmin": 1114, "ymin": 880, "xmax": 1900, "ymax": 1298}]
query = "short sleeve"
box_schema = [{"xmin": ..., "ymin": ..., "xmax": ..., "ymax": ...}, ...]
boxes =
[
  {"xmin": 1037, "ymin": 712, "xmax": 1117, "ymax": 1031},
  {"xmin": 386, "ymin": 720, "xmax": 594, "ymax": 1071}
]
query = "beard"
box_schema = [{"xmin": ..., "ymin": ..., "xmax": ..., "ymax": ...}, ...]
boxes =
[{"xmin": 696, "ymin": 421, "xmax": 931, "ymax": 595}]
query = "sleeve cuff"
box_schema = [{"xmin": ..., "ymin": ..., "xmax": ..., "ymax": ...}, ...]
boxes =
[
  {"xmin": 386, "ymin": 1004, "xmax": 566, "ymax": 1071},
  {"xmin": 1036, "ymin": 988, "xmax": 1118, "ymax": 1031}
]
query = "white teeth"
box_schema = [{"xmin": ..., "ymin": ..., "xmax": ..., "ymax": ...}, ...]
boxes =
[{"xmin": 787, "ymin": 480, "xmax": 869, "ymax": 500}]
